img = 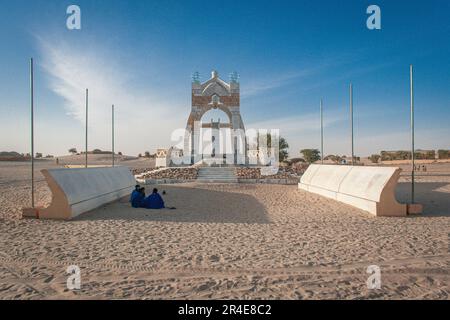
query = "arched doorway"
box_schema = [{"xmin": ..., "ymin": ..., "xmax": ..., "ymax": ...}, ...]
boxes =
[{"xmin": 199, "ymin": 107, "xmax": 231, "ymax": 163}]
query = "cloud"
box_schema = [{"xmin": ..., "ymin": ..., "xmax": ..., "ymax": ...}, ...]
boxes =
[
  {"xmin": 240, "ymin": 58, "xmax": 345, "ymax": 99},
  {"xmin": 241, "ymin": 71, "xmax": 311, "ymax": 98},
  {"xmin": 33, "ymin": 38, "xmax": 448, "ymax": 158},
  {"xmin": 37, "ymin": 37, "xmax": 187, "ymax": 155},
  {"xmin": 247, "ymin": 112, "xmax": 344, "ymax": 135},
  {"xmin": 241, "ymin": 53, "xmax": 395, "ymax": 100}
]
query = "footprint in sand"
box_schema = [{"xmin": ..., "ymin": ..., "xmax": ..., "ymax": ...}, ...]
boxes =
[{"xmin": 209, "ymin": 254, "xmax": 222, "ymax": 263}]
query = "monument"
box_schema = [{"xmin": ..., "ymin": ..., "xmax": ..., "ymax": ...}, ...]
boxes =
[
  {"xmin": 160, "ymin": 70, "xmax": 276, "ymax": 167},
  {"xmin": 184, "ymin": 70, "xmax": 246, "ymax": 165}
]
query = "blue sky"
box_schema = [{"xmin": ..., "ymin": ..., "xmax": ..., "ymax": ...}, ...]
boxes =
[{"xmin": 0, "ymin": 0, "xmax": 449, "ymax": 157}]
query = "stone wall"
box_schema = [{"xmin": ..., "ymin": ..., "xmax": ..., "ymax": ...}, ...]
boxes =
[
  {"xmin": 132, "ymin": 168, "xmax": 153, "ymax": 175},
  {"xmin": 139, "ymin": 168, "xmax": 198, "ymax": 180},
  {"xmin": 236, "ymin": 167, "xmax": 301, "ymax": 184}
]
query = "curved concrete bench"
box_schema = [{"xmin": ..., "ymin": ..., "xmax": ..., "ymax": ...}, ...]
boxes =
[
  {"xmin": 23, "ymin": 166, "xmax": 136, "ymax": 220},
  {"xmin": 298, "ymin": 164, "xmax": 407, "ymax": 216}
]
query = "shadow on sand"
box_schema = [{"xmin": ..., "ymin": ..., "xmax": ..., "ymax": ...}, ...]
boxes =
[
  {"xmin": 396, "ymin": 182, "xmax": 450, "ymax": 217},
  {"xmin": 77, "ymin": 185, "xmax": 271, "ymax": 224}
]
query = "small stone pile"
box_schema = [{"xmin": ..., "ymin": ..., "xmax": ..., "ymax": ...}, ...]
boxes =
[
  {"xmin": 262, "ymin": 170, "xmax": 299, "ymax": 180},
  {"xmin": 131, "ymin": 168, "xmax": 153, "ymax": 175},
  {"xmin": 236, "ymin": 167, "xmax": 302, "ymax": 180},
  {"xmin": 140, "ymin": 168, "xmax": 198, "ymax": 180},
  {"xmin": 236, "ymin": 167, "xmax": 261, "ymax": 179},
  {"xmin": 282, "ymin": 163, "xmax": 309, "ymax": 175}
]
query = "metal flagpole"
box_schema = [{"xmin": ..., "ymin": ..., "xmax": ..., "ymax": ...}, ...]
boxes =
[
  {"xmin": 350, "ymin": 83, "xmax": 354, "ymax": 165},
  {"xmin": 320, "ymin": 98, "xmax": 324, "ymax": 164},
  {"xmin": 30, "ymin": 58, "xmax": 35, "ymax": 208},
  {"xmin": 112, "ymin": 104, "xmax": 115, "ymax": 167},
  {"xmin": 85, "ymin": 89, "xmax": 88, "ymax": 168},
  {"xmin": 410, "ymin": 65, "xmax": 415, "ymax": 203}
]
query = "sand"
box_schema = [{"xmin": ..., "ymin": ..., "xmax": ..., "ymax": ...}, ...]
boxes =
[{"xmin": 0, "ymin": 161, "xmax": 449, "ymax": 299}]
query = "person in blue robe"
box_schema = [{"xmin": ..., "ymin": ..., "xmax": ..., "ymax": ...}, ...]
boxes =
[
  {"xmin": 142, "ymin": 188, "xmax": 165, "ymax": 209},
  {"xmin": 130, "ymin": 185, "xmax": 141, "ymax": 203},
  {"xmin": 130, "ymin": 186, "xmax": 145, "ymax": 208}
]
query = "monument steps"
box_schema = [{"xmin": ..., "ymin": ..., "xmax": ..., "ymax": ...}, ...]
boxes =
[{"xmin": 197, "ymin": 167, "xmax": 238, "ymax": 183}]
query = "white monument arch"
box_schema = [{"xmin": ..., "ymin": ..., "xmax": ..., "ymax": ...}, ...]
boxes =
[
  {"xmin": 184, "ymin": 70, "xmax": 247, "ymax": 165},
  {"xmin": 158, "ymin": 70, "xmax": 278, "ymax": 167}
]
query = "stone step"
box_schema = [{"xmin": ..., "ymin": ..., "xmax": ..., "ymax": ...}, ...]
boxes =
[
  {"xmin": 197, "ymin": 167, "xmax": 238, "ymax": 183},
  {"xmin": 197, "ymin": 176, "xmax": 237, "ymax": 179},
  {"xmin": 198, "ymin": 172, "xmax": 235, "ymax": 174},
  {"xmin": 197, "ymin": 177, "xmax": 238, "ymax": 180},
  {"xmin": 198, "ymin": 176, "xmax": 236, "ymax": 178},
  {"xmin": 197, "ymin": 176, "xmax": 237, "ymax": 178},
  {"xmin": 197, "ymin": 179, "xmax": 239, "ymax": 183},
  {"xmin": 197, "ymin": 174, "xmax": 236, "ymax": 178},
  {"xmin": 197, "ymin": 177, "xmax": 236, "ymax": 179},
  {"xmin": 198, "ymin": 169, "xmax": 236, "ymax": 171}
]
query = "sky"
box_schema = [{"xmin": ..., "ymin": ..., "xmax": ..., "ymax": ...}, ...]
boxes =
[{"xmin": 0, "ymin": 0, "xmax": 449, "ymax": 158}]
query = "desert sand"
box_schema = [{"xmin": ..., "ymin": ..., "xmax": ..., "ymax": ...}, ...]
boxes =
[{"xmin": 0, "ymin": 161, "xmax": 449, "ymax": 299}]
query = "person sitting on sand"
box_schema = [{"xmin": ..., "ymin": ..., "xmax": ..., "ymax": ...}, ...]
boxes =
[
  {"xmin": 142, "ymin": 188, "xmax": 165, "ymax": 209},
  {"xmin": 130, "ymin": 185, "xmax": 145, "ymax": 208},
  {"xmin": 130, "ymin": 185, "xmax": 141, "ymax": 202},
  {"xmin": 139, "ymin": 187, "xmax": 146, "ymax": 197}
]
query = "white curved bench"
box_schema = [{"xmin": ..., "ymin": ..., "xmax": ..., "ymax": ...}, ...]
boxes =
[
  {"xmin": 298, "ymin": 164, "xmax": 408, "ymax": 216},
  {"xmin": 23, "ymin": 167, "xmax": 136, "ymax": 220}
]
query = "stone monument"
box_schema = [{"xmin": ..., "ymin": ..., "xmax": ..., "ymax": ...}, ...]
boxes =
[{"xmin": 184, "ymin": 70, "xmax": 246, "ymax": 165}]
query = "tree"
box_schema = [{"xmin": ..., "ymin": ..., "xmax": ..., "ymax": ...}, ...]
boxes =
[
  {"xmin": 278, "ymin": 137, "xmax": 289, "ymax": 162},
  {"xmin": 266, "ymin": 134, "xmax": 289, "ymax": 162},
  {"xmin": 300, "ymin": 149, "xmax": 321, "ymax": 163},
  {"xmin": 138, "ymin": 153, "xmax": 142, "ymax": 158},
  {"xmin": 144, "ymin": 151, "xmax": 151, "ymax": 158},
  {"xmin": 35, "ymin": 152, "xmax": 43, "ymax": 158},
  {"xmin": 369, "ymin": 154, "xmax": 381, "ymax": 163},
  {"xmin": 438, "ymin": 150, "xmax": 449, "ymax": 159},
  {"xmin": 118, "ymin": 151, "xmax": 123, "ymax": 156},
  {"xmin": 68, "ymin": 148, "xmax": 77, "ymax": 155},
  {"xmin": 325, "ymin": 154, "xmax": 342, "ymax": 164}
]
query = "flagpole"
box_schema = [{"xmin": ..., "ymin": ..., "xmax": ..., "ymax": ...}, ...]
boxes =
[
  {"xmin": 112, "ymin": 104, "xmax": 115, "ymax": 167},
  {"xmin": 410, "ymin": 65, "xmax": 415, "ymax": 203},
  {"xmin": 320, "ymin": 98, "xmax": 324, "ymax": 164},
  {"xmin": 85, "ymin": 88, "xmax": 88, "ymax": 168},
  {"xmin": 30, "ymin": 58, "xmax": 35, "ymax": 208},
  {"xmin": 350, "ymin": 83, "xmax": 354, "ymax": 165}
]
